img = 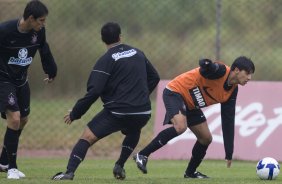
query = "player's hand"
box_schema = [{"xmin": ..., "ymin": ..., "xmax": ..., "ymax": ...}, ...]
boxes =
[
  {"xmin": 64, "ymin": 110, "xmax": 73, "ymax": 125},
  {"xmin": 226, "ymin": 159, "xmax": 232, "ymax": 168},
  {"xmin": 44, "ymin": 77, "xmax": 55, "ymax": 84}
]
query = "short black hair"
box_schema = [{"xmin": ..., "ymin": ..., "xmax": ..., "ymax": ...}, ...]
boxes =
[
  {"xmin": 23, "ymin": 0, "xmax": 48, "ymax": 20},
  {"xmin": 101, "ymin": 22, "xmax": 121, "ymax": 44},
  {"xmin": 231, "ymin": 56, "xmax": 255, "ymax": 74}
]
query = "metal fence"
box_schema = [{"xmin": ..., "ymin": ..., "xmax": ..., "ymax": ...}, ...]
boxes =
[{"xmin": 0, "ymin": 0, "xmax": 281, "ymax": 158}]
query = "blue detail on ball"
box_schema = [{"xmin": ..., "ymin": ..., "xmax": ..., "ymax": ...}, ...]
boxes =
[
  {"xmin": 266, "ymin": 163, "xmax": 276, "ymax": 180},
  {"xmin": 257, "ymin": 160, "xmax": 265, "ymax": 170}
]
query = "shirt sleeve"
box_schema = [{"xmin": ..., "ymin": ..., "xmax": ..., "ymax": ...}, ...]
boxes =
[
  {"xmin": 70, "ymin": 57, "xmax": 112, "ymax": 121},
  {"xmin": 220, "ymin": 86, "xmax": 238, "ymax": 160},
  {"xmin": 39, "ymin": 30, "xmax": 57, "ymax": 78},
  {"xmin": 145, "ymin": 57, "xmax": 160, "ymax": 94}
]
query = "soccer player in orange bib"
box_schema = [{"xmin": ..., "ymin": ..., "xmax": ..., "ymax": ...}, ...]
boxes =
[{"xmin": 134, "ymin": 56, "xmax": 255, "ymax": 178}]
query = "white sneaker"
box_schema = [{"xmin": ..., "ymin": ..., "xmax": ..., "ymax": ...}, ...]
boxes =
[
  {"xmin": 18, "ymin": 169, "xmax": 26, "ymax": 178},
  {"xmin": 7, "ymin": 169, "xmax": 20, "ymax": 179},
  {"xmin": 0, "ymin": 163, "xmax": 8, "ymax": 172}
]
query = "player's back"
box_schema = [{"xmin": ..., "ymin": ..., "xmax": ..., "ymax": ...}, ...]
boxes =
[{"xmin": 100, "ymin": 44, "xmax": 152, "ymax": 113}]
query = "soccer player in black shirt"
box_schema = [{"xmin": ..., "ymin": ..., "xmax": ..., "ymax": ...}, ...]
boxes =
[
  {"xmin": 52, "ymin": 22, "xmax": 159, "ymax": 180},
  {"xmin": 0, "ymin": 0, "xmax": 57, "ymax": 179}
]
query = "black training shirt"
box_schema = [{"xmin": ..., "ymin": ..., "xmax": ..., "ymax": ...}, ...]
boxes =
[
  {"xmin": 0, "ymin": 19, "xmax": 57, "ymax": 86},
  {"xmin": 70, "ymin": 43, "xmax": 160, "ymax": 120}
]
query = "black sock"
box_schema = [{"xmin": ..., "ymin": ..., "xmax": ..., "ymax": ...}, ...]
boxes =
[
  {"xmin": 185, "ymin": 141, "xmax": 208, "ymax": 175},
  {"xmin": 0, "ymin": 129, "xmax": 22, "ymax": 165},
  {"xmin": 66, "ymin": 139, "xmax": 90, "ymax": 173},
  {"xmin": 0, "ymin": 145, "xmax": 8, "ymax": 165},
  {"xmin": 140, "ymin": 127, "xmax": 178, "ymax": 157},
  {"xmin": 116, "ymin": 132, "xmax": 140, "ymax": 168},
  {"xmin": 4, "ymin": 128, "xmax": 19, "ymax": 169},
  {"xmin": 18, "ymin": 129, "xmax": 23, "ymax": 137}
]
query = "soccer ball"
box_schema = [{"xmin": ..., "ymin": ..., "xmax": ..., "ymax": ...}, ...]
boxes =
[{"xmin": 256, "ymin": 157, "xmax": 280, "ymax": 180}]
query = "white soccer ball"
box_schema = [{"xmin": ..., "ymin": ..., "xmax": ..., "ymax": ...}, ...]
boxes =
[{"xmin": 256, "ymin": 157, "xmax": 280, "ymax": 180}]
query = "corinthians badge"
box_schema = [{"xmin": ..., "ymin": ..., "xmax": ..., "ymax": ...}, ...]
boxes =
[
  {"xmin": 8, "ymin": 93, "xmax": 16, "ymax": 106},
  {"xmin": 31, "ymin": 33, "xmax": 38, "ymax": 44}
]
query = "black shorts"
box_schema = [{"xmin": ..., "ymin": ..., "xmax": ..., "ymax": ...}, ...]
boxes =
[
  {"xmin": 87, "ymin": 109, "xmax": 151, "ymax": 139},
  {"xmin": 0, "ymin": 82, "xmax": 30, "ymax": 119},
  {"xmin": 163, "ymin": 88, "xmax": 206, "ymax": 127}
]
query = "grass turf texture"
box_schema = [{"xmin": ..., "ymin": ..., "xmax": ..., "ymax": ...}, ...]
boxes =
[{"xmin": 0, "ymin": 158, "xmax": 280, "ymax": 184}]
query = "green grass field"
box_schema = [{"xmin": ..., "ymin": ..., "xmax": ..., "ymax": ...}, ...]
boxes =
[{"xmin": 0, "ymin": 158, "xmax": 280, "ymax": 184}]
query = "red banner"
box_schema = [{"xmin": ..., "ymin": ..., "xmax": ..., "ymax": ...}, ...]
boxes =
[{"xmin": 151, "ymin": 81, "xmax": 282, "ymax": 161}]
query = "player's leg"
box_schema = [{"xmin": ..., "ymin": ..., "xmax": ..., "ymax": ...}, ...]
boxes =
[
  {"xmin": 134, "ymin": 88, "xmax": 186, "ymax": 174},
  {"xmin": 9, "ymin": 82, "xmax": 30, "ymax": 179},
  {"xmin": 0, "ymin": 118, "xmax": 9, "ymax": 172},
  {"xmin": 184, "ymin": 117, "xmax": 212, "ymax": 179},
  {"xmin": 114, "ymin": 114, "xmax": 150, "ymax": 179},
  {"xmin": 67, "ymin": 127, "xmax": 98, "ymax": 173},
  {"xmin": 5, "ymin": 110, "xmax": 21, "ymax": 179},
  {"xmin": 0, "ymin": 116, "xmax": 26, "ymax": 173},
  {"xmin": 52, "ymin": 127, "xmax": 97, "ymax": 180},
  {"xmin": 52, "ymin": 109, "xmax": 117, "ymax": 180},
  {"xmin": 0, "ymin": 83, "xmax": 24, "ymax": 179},
  {"xmin": 0, "ymin": 82, "xmax": 30, "ymax": 174}
]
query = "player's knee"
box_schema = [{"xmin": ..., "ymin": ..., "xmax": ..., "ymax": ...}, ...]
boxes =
[
  {"xmin": 173, "ymin": 123, "xmax": 187, "ymax": 134},
  {"xmin": 171, "ymin": 114, "xmax": 187, "ymax": 134},
  {"xmin": 20, "ymin": 116, "xmax": 28, "ymax": 129},
  {"xmin": 199, "ymin": 136, "xmax": 213, "ymax": 146},
  {"xmin": 175, "ymin": 126, "xmax": 187, "ymax": 134},
  {"xmin": 122, "ymin": 129, "xmax": 141, "ymax": 136},
  {"xmin": 206, "ymin": 136, "xmax": 213, "ymax": 145},
  {"xmin": 6, "ymin": 111, "xmax": 21, "ymax": 130},
  {"xmin": 80, "ymin": 128, "xmax": 98, "ymax": 145}
]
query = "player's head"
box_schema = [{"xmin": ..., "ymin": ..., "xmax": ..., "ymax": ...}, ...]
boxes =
[
  {"xmin": 23, "ymin": 0, "xmax": 48, "ymax": 31},
  {"xmin": 23, "ymin": 0, "xmax": 48, "ymax": 20},
  {"xmin": 231, "ymin": 56, "xmax": 255, "ymax": 74},
  {"xmin": 230, "ymin": 56, "xmax": 255, "ymax": 86},
  {"xmin": 101, "ymin": 22, "xmax": 121, "ymax": 45}
]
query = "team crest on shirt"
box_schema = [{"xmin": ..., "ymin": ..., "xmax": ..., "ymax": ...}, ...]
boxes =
[
  {"xmin": 31, "ymin": 33, "xmax": 38, "ymax": 44},
  {"xmin": 8, "ymin": 48, "xmax": 32, "ymax": 66},
  {"xmin": 8, "ymin": 93, "xmax": 16, "ymax": 106},
  {"xmin": 18, "ymin": 48, "xmax": 28, "ymax": 59}
]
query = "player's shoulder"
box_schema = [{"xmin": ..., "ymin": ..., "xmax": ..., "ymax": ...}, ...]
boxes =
[
  {"xmin": 95, "ymin": 51, "xmax": 113, "ymax": 67},
  {"xmin": 0, "ymin": 19, "xmax": 18, "ymax": 32},
  {"xmin": 125, "ymin": 44, "xmax": 143, "ymax": 54}
]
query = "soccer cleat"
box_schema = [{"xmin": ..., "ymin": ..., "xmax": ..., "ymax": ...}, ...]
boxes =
[
  {"xmin": 133, "ymin": 153, "xmax": 148, "ymax": 174},
  {"xmin": 0, "ymin": 163, "xmax": 8, "ymax": 172},
  {"xmin": 113, "ymin": 164, "xmax": 126, "ymax": 180},
  {"xmin": 7, "ymin": 169, "xmax": 20, "ymax": 179},
  {"xmin": 17, "ymin": 169, "xmax": 26, "ymax": 178},
  {"xmin": 184, "ymin": 171, "xmax": 209, "ymax": 179},
  {"xmin": 51, "ymin": 172, "xmax": 74, "ymax": 180}
]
